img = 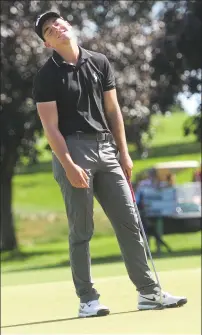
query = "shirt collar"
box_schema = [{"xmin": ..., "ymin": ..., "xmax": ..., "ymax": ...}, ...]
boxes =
[{"xmin": 52, "ymin": 46, "xmax": 92, "ymax": 67}]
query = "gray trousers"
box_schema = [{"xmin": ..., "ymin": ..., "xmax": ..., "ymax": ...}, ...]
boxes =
[{"xmin": 52, "ymin": 135, "xmax": 158, "ymax": 302}]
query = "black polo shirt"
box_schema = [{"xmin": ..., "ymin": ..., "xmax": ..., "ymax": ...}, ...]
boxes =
[{"xmin": 33, "ymin": 47, "xmax": 116, "ymax": 137}]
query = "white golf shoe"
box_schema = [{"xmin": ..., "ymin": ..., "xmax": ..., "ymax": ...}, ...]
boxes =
[
  {"xmin": 138, "ymin": 288, "xmax": 187, "ymax": 310},
  {"xmin": 78, "ymin": 300, "xmax": 110, "ymax": 318}
]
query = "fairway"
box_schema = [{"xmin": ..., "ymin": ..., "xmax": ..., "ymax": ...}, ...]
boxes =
[{"xmin": 1, "ymin": 267, "xmax": 201, "ymax": 334}]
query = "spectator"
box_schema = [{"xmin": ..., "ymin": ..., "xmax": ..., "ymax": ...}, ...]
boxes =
[
  {"xmin": 192, "ymin": 164, "xmax": 201, "ymax": 182},
  {"xmin": 166, "ymin": 173, "xmax": 176, "ymax": 187},
  {"xmin": 135, "ymin": 169, "xmax": 172, "ymax": 253}
]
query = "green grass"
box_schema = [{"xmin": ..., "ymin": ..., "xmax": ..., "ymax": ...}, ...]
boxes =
[
  {"xmin": 1, "ymin": 255, "xmax": 200, "ymax": 287},
  {"xmin": 8, "ymin": 111, "xmax": 201, "ymax": 252},
  {"xmin": 13, "ymin": 112, "xmax": 201, "ymax": 214},
  {"xmin": 2, "ymin": 112, "xmax": 201, "ymax": 335},
  {"xmin": 13, "ymin": 151, "xmax": 201, "ymax": 215},
  {"xmin": 1, "ymin": 264, "xmax": 201, "ymax": 334},
  {"xmin": 150, "ymin": 111, "xmax": 197, "ymax": 147},
  {"xmin": 13, "ymin": 151, "xmax": 201, "ymax": 214},
  {"xmin": 2, "ymin": 232, "xmax": 201, "ymax": 273},
  {"xmin": 2, "ymin": 112, "xmax": 201, "ymax": 263},
  {"xmin": 13, "ymin": 172, "xmax": 63, "ymax": 213}
]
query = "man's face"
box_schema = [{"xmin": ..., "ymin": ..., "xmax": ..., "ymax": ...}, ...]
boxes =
[{"xmin": 42, "ymin": 17, "xmax": 73, "ymax": 48}]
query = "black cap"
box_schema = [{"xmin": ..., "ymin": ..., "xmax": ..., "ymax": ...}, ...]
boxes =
[{"xmin": 35, "ymin": 11, "xmax": 61, "ymax": 41}]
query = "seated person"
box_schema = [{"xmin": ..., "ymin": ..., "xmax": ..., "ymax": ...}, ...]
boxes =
[{"xmin": 166, "ymin": 173, "xmax": 176, "ymax": 187}]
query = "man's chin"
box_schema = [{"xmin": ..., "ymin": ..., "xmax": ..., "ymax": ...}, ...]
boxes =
[
  {"xmin": 62, "ymin": 30, "xmax": 74, "ymax": 40},
  {"xmin": 57, "ymin": 37, "xmax": 72, "ymax": 46},
  {"xmin": 56, "ymin": 31, "xmax": 75, "ymax": 46}
]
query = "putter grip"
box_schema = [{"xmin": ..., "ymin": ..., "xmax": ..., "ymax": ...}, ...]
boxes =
[{"xmin": 127, "ymin": 177, "xmax": 136, "ymax": 202}]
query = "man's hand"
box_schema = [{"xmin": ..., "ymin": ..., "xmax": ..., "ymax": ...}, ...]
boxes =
[
  {"xmin": 65, "ymin": 164, "xmax": 89, "ymax": 188},
  {"xmin": 119, "ymin": 152, "xmax": 133, "ymax": 180}
]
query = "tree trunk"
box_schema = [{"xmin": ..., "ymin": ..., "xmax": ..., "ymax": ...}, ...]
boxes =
[{"xmin": 0, "ymin": 177, "xmax": 18, "ymax": 251}]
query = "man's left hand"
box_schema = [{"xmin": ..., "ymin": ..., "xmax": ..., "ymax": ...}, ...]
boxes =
[{"xmin": 119, "ymin": 152, "xmax": 133, "ymax": 180}]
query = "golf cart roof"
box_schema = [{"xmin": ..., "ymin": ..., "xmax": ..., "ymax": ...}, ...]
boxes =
[
  {"xmin": 153, "ymin": 160, "xmax": 200, "ymax": 171},
  {"xmin": 142, "ymin": 160, "xmax": 200, "ymax": 181}
]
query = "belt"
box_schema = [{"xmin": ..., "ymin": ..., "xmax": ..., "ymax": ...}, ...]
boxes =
[{"xmin": 74, "ymin": 132, "xmax": 113, "ymax": 142}]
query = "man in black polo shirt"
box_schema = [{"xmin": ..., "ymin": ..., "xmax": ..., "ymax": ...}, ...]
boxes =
[{"xmin": 33, "ymin": 11, "xmax": 187, "ymax": 317}]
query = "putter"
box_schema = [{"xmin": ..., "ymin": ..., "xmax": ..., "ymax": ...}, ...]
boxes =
[{"xmin": 126, "ymin": 176, "xmax": 163, "ymax": 306}]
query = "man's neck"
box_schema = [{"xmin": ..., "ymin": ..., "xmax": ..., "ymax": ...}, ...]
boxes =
[{"xmin": 55, "ymin": 40, "xmax": 80, "ymax": 65}]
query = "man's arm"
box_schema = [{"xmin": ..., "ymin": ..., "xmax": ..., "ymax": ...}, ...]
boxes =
[
  {"xmin": 104, "ymin": 89, "xmax": 133, "ymax": 179},
  {"xmin": 37, "ymin": 101, "xmax": 89, "ymax": 188}
]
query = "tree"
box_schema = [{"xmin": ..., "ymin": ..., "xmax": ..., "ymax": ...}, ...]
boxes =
[
  {"xmin": 1, "ymin": 0, "xmax": 201, "ymax": 250},
  {"xmin": 150, "ymin": 1, "xmax": 201, "ymax": 116},
  {"xmin": 0, "ymin": 0, "xmax": 155, "ymax": 250},
  {"xmin": 183, "ymin": 108, "xmax": 201, "ymax": 141},
  {"xmin": 82, "ymin": 17, "xmax": 155, "ymax": 155}
]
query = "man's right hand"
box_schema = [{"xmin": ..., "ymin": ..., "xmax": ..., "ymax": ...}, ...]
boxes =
[{"xmin": 65, "ymin": 164, "xmax": 89, "ymax": 188}]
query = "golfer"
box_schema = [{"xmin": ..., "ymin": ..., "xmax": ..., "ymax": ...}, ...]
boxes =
[{"xmin": 33, "ymin": 11, "xmax": 187, "ymax": 317}]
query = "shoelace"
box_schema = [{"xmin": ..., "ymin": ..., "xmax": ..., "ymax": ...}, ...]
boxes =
[{"xmin": 156, "ymin": 290, "xmax": 168, "ymax": 298}]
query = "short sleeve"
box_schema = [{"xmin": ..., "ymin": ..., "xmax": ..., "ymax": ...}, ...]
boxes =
[
  {"xmin": 103, "ymin": 56, "xmax": 116, "ymax": 91},
  {"xmin": 32, "ymin": 66, "xmax": 56, "ymax": 103}
]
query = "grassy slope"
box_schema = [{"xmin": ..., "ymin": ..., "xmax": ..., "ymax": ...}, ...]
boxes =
[
  {"xmin": 2, "ymin": 232, "xmax": 201, "ymax": 274},
  {"xmin": 13, "ymin": 149, "xmax": 201, "ymax": 214},
  {"xmin": 8, "ymin": 111, "xmax": 201, "ymax": 248},
  {"xmin": 1, "ymin": 112, "xmax": 201, "ymax": 290},
  {"xmin": 149, "ymin": 111, "xmax": 195, "ymax": 147},
  {"xmin": 13, "ymin": 112, "xmax": 201, "ymax": 214}
]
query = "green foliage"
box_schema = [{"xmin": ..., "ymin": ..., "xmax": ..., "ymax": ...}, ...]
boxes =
[
  {"xmin": 183, "ymin": 111, "xmax": 202, "ymax": 141},
  {"xmin": 1, "ymin": 0, "xmax": 201, "ymax": 168},
  {"xmin": 1, "ymin": 1, "xmax": 201, "ymax": 250},
  {"xmin": 151, "ymin": 1, "xmax": 202, "ymax": 113},
  {"xmin": 0, "ymin": 0, "xmax": 155, "ymax": 171}
]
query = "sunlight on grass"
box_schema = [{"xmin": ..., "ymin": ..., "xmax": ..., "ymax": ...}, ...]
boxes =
[
  {"xmin": 150, "ymin": 112, "xmax": 197, "ymax": 147},
  {"xmin": 2, "ymin": 232, "xmax": 201, "ymax": 274},
  {"xmin": 10, "ymin": 111, "xmax": 201, "ymax": 261},
  {"xmin": 13, "ymin": 112, "xmax": 200, "ymax": 213},
  {"xmin": 13, "ymin": 151, "xmax": 201, "ymax": 214}
]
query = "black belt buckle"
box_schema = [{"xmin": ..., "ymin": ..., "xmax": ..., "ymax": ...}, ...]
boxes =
[{"xmin": 97, "ymin": 132, "xmax": 112, "ymax": 142}]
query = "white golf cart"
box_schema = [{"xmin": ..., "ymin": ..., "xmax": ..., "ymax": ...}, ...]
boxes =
[{"xmin": 135, "ymin": 160, "xmax": 201, "ymax": 254}]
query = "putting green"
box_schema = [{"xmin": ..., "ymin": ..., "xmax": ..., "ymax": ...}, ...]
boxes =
[{"xmin": 1, "ymin": 268, "xmax": 201, "ymax": 334}]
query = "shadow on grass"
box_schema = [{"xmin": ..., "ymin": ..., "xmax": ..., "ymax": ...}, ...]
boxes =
[
  {"xmin": 1, "ymin": 248, "xmax": 69, "ymax": 262},
  {"xmin": 1, "ymin": 316, "xmax": 80, "ymax": 329},
  {"xmin": 2, "ymin": 248, "xmax": 201, "ymax": 274},
  {"xmin": 2, "ymin": 310, "xmax": 141, "ymax": 329},
  {"xmin": 15, "ymin": 142, "xmax": 200, "ymax": 175},
  {"xmin": 130, "ymin": 141, "xmax": 200, "ymax": 160},
  {"xmin": 15, "ymin": 161, "xmax": 53, "ymax": 175}
]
